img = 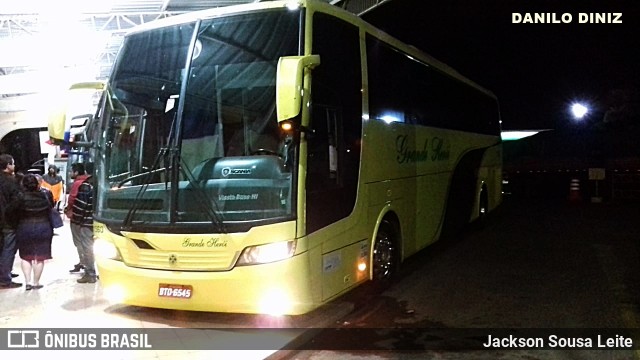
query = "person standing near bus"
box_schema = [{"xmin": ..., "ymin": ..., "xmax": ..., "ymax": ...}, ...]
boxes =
[
  {"xmin": 0, "ymin": 154, "xmax": 24, "ymax": 288},
  {"xmin": 16, "ymin": 174, "xmax": 54, "ymax": 290},
  {"xmin": 42, "ymin": 165, "xmax": 64, "ymax": 211},
  {"xmin": 65, "ymin": 163, "xmax": 97, "ymax": 283}
]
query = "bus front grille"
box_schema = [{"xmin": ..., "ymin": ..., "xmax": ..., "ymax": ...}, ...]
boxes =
[{"xmin": 119, "ymin": 246, "xmax": 238, "ymax": 271}]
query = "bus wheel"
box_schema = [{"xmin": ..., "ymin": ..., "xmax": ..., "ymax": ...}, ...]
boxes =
[{"xmin": 372, "ymin": 220, "xmax": 399, "ymax": 287}]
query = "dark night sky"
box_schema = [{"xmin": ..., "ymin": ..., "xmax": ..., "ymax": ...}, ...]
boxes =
[{"xmin": 361, "ymin": 0, "xmax": 640, "ymax": 130}]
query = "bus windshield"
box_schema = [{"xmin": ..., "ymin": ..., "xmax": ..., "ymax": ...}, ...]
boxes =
[{"xmin": 94, "ymin": 9, "xmax": 302, "ymax": 233}]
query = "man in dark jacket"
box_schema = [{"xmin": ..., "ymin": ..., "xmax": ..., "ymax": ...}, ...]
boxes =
[
  {"xmin": 0, "ymin": 154, "xmax": 23, "ymax": 288},
  {"xmin": 66, "ymin": 162, "xmax": 96, "ymax": 283}
]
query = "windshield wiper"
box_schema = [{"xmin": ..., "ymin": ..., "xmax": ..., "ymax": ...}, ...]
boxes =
[
  {"xmin": 123, "ymin": 18, "xmax": 224, "ymax": 232},
  {"xmin": 178, "ymin": 157, "xmax": 226, "ymax": 233},
  {"xmin": 121, "ymin": 146, "xmax": 171, "ymax": 230},
  {"xmin": 116, "ymin": 168, "xmax": 167, "ymax": 188}
]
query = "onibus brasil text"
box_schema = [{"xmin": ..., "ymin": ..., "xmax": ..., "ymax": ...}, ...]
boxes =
[{"xmin": 38, "ymin": 331, "xmax": 151, "ymax": 349}]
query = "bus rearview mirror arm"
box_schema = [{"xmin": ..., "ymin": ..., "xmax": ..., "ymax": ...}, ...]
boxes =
[
  {"xmin": 276, "ymin": 55, "xmax": 321, "ymax": 122},
  {"xmin": 72, "ymin": 141, "xmax": 95, "ymax": 149}
]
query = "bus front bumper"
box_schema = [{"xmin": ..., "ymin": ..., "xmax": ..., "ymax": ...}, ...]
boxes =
[{"xmin": 96, "ymin": 252, "xmax": 315, "ymax": 315}]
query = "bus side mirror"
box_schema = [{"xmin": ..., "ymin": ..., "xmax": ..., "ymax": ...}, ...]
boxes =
[{"xmin": 276, "ymin": 55, "xmax": 320, "ymax": 122}]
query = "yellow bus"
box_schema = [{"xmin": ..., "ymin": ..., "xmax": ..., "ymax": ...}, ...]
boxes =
[
  {"xmin": 92, "ymin": 0, "xmax": 502, "ymax": 315},
  {"xmin": 47, "ymin": 81, "xmax": 105, "ymax": 146}
]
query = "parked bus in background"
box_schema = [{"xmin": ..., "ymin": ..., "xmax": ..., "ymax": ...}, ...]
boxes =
[
  {"xmin": 48, "ymin": 81, "xmax": 105, "ymax": 147},
  {"xmin": 90, "ymin": 0, "xmax": 502, "ymax": 315},
  {"xmin": 0, "ymin": 81, "xmax": 103, "ymax": 181},
  {"xmin": 47, "ymin": 81, "xmax": 105, "ymax": 181},
  {"xmin": 0, "ymin": 107, "xmax": 48, "ymax": 175}
]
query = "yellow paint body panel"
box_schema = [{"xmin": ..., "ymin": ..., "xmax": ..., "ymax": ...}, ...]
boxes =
[
  {"xmin": 96, "ymin": 221, "xmax": 320, "ymax": 315},
  {"xmin": 93, "ymin": 0, "xmax": 502, "ymax": 315},
  {"xmin": 47, "ymin": 81, "xmax": 105, "ymax": 143},
  {"xmin": 97, "ymin": 249, "xmax": 315, "ymax": 315},
  {"xmin": 360, "ymin": 120, "xmax": 502, "ymax": 258}
]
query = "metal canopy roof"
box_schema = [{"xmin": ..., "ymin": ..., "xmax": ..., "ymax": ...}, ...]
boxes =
[
  {"xmin": 0, "ymin": 0, "xmax": 388, "ymax": 108},
  {"xmin": 0, "ymin": 0, "xmax": 258, "ymax": 14}
]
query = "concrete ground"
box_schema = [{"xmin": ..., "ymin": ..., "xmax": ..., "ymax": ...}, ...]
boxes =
[{"xmin": 0, "ymin": 217, "xmax": 351, "ymax": 359}]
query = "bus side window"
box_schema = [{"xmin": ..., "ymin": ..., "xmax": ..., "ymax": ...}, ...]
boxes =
[
  {"xmin": 307, "ymin": 106, "xmax": 341, "ymax": 188},
  {"xmin": 306, "ymin": 12, "xmax": 362, "ymax": 234}
]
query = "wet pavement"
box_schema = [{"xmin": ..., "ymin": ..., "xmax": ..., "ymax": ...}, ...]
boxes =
[
  {"xmin": 0, "ymin": 217, "xmax": 351, "ymax": 360},
  {"xmin": 284, "ymin": 197, "xmax": 640, "ymax": 359}
]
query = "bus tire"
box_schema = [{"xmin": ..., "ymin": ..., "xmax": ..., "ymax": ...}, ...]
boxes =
[{"xmin": 372, "ymin": 219, "xmax": 400, "ymax": 289}]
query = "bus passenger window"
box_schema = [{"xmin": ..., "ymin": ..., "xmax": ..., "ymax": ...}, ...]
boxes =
[
  {"xmin": 308, "ymin": 106, "xmax": 341, "ymax": 187},
  {"xmin": 306, "ymin": 12, "xmax": 362, "ymax": 234}
]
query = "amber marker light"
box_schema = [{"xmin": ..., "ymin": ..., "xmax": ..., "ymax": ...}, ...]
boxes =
[
  {"xmin": 280, "ymin": 121, "xmax": 294, "ymax": 132},
  {"xmin": 358, "ymin": 261, "xmax": 367, "ymax": 272}
]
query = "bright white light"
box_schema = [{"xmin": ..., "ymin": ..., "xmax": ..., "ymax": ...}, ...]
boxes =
[
  {"xmin": 257, "ymin": 242, "xmax": 291, "ymax": 263},
  {"xmin": 259, "ymin": 289, "xmax": 291, "ymax": 316},
  {"xmin": 285, "ymin": 1, "xmax": 300, "ymax": 11},
  {"xmin": 103, "ymin": 285, "xmax": 126, "ymax": 304},
  {"xmin": 380, "ymin": 115, "xmax": 399, "ymax": 124},
  {"xmin": 501, "ymin": 130, "xmax": 542, "ymax": 141},
  {"xmin": 379, "ymin": 110, "xmax": 404, "ymax": 124},
  {"xmin": 2, "ymin": 0, "xmax": 114, "ymax": 16},
  {"xmin": 571, "ymin": 103, "xmax": 589, "ymax": 119},
  {"xmin": 94, "ymin": 238, "xmax": 119, "ymax": 259},
  {"xmin": 238, "ymin": 241, "xmax": 296, "ymax": 265}
]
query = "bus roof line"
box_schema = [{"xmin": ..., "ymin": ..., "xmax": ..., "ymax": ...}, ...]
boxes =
[
  {"xmin": 124, "ymin": 0, "xmax": 293, "ymax": 36},
  {"xmin": 123, "ymin": 0, "xmax": 496, "ymax": 99},
  {"xmin": 312, "ymin": 0, "xmax": 497, "ymax": 99}
]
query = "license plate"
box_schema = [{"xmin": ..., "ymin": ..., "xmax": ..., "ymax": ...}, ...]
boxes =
[{"xmin": 158, "ymin": 283, "xmax": 193, "ymax": 299}]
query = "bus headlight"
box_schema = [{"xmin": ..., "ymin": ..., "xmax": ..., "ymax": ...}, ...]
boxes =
[
  {"xmin": 94, "ymin": 238, "xmax": 122, "ymax": 260},
  {"xmin": 237, "ymin": 240, "xmax": 296, "ymax": 266}
]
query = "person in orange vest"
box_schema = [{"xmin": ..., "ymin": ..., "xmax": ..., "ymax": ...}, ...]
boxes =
[{"xmin": 41, "ymin": 165, "xmax": 64, "ymax": 211}]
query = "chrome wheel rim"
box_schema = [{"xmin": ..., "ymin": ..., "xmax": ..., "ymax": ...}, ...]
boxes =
[{"xmin": 373, "ymin": 226, "xmax": 396, "ymax": 281}]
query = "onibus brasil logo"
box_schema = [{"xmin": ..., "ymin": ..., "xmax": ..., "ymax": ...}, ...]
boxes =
[{"xmin": 6, "ymin": 329, "xmax": 152, "ymax": 349}]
